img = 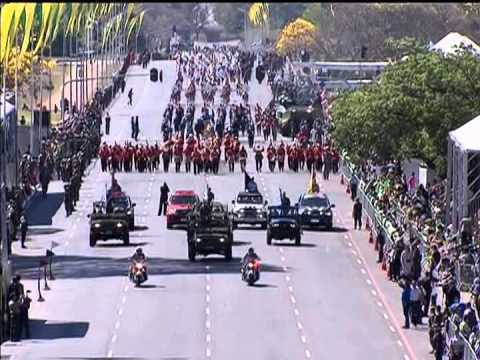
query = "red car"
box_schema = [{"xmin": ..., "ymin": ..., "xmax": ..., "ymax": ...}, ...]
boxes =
[{"xmin": 166, "ymin": 190, "xmax": 200, "ymax": 229}]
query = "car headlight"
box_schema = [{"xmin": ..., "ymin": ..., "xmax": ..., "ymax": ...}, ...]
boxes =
[
  {"xmin": 289, "ymin": 224, "xmax": 296, "ymax": 228},
  {"xmin": 325, "ymin": 211, "xmax": 332, "ymax": 216},
  {"xmin": 272, "ymin": 223, "xmax": 280, "ymax": 227},
  {"xmin": 116, "ymin": 223, "xmax": 123, "ymax": 228},
  {"xmin": 239, "ymin": 209, "xmax": 245, "ymax": 213},
  {"xmin": 196, "ymin": 238, "xmax": 202, "ymax": 242},
  {"xmin": 94, "ymin": 223, "xmax": 101, "ymax": 228},
  {"xmin": 127, "ymin": 210, "xmax": 132, "ymax": 215},
  {"xmin": 219, "ymin": 238, "xmax": 225, "ymax": 243}
]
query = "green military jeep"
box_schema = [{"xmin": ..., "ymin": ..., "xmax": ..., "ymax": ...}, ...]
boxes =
[{"xmin": 88, "ymin": 201, "xmax": 130, "ymax": 247}]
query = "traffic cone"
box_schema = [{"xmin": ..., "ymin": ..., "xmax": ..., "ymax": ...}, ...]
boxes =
[
  {"xmin": 340, "ymin": 174, "xmax": 344, "ymax": 185},
  {"xmin": 369, "ymin": 230, "xmax": 374, "ymax": 244},
  {"xmin": 365, "ymin": 217, "xmax": 371, "ymax": 231}
]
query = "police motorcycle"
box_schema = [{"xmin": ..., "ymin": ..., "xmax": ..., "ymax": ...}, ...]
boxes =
[
  {"xmin": 129, "ymin": 260, "xmax": 147, "ymax": 287},
  {"xmin": 241, "ymin": 249, "xmax": 261, "ymax": 286}
]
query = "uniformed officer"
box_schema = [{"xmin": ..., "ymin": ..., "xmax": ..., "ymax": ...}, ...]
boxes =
[
  {"xmin": 254, "ymin": 144, "xmax": 264, "ymax": 173},
  {"xmin": 64, "ymin": 183, "xmax": 73, "ymax": 216}
]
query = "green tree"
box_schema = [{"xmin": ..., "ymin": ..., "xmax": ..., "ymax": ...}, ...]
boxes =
[{"xmin": 331, "ymin": 42, "xmax": 480, "ymax": 175}]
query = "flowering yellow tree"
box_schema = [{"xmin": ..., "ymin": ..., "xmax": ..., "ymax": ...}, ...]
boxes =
[{"xmin": 275, "ymin": 18, "xmax": 316, "ymax": 56}]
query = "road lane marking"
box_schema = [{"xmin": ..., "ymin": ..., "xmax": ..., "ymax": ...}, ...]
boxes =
[
  {"xmin": 111, "ymin": 335, "xmax": 117, "ymax": 343},
  {"xmin": 297, "ymin": 322, "xmax": 303, "ymax": 330},
  {"xmin": 206, "ymin": 274, "xmax": 210, "ymax": 281},
  {"xmin": 404, "ymin": 355, "xmax": 410, "ymax": 360},
  {"xmin": 206, "ymin": 294, "xmax": 210, "ymax": 302},
  {"xmin": 290, "ymin": 295, "xmax": 296, "ymax": 304},
  {"xmin": 124, "ymin": 285, "xmax": 128, "ymax": 292},
  {"xmin": 356, "ymin": 258, "xmax": 362, "ymax": 264},
  {"xmin": 206, "ymin": 320, "xmax": 211, "ymax": 329},
  {"xmin": 347, "ymin": 242, "xmax": 352, "ymax": 247},
  {"xmin": 351, "ymin": 249, "xmax": 357, "ymax": 255},
  {"xmin": 294, "ymin": 308, "xmax": 300, "ymax": 316},
  {"xmin": 206, "ymin": 334, "xmax": 211, "ymax": 343},
  {"xmin": 283, "ymin": 265, "xmax": 288, "ymax": 271},
  {"xmin": 301, "ymin": 335, "xmax": 307, "ymax": 343},
  {"xmin": 383, "ymin": 313, "xmax": 389, "ymax": 320},
  {"xmin": 288, "ymin": 286, "xmax": 294, "ymax": 293},
  {"xmin": 371, "ymin": 290, "xmax": 377, "ymax": 296},
  {"xmin": 206, "ymin": 307, "xmax": 210, "ymax": 315},
  {"xmin": 305, "ymin": 350, "xmax": 311, "ymax": 358},
  {"xmin": 389, "ymin": 325, "xmax": 396, "ymax": 333},
  {"xmin": 118, "ymin": 308, "xmax": 123, "ymax": 316},
  {"xmin": 281, "ymin": 256, "xmax": 286, "ymax": 262},
  {"xmin": 360, "ymin": 268, "xmax": 367, "ymax": 275},
  {"xmin": 279, "ymin": 248, "xmax": 284, "ymax": 253},
  {"xmin": 397, "ymin": 340, "xmax": 403, "ymax": 347},
  {"xmin": 377, "ymin": 301, "xmax": 383, "ymax": 308},
  {"xmin": 285, "ymin": 275, "xmax": 290, "ymax": 282},
  {"xmin": 206, "ymin": 348, "xmax": 211, "ymax": 358},
  {"xmin": 206, "ymin": 284, "xmax": 211, "ymax": 291},
  {"xmin": 115, "ymin": 320, "xmax": 120, "ymax": 330},
  {"xmin": 122, "ymin": 296, "xmax": 126, "ymax": 304},
  {"xmin": 107, "ymin": 350, "xmax": 113, "ymax": 358},
  {"xmin": 366, "ymin": 279, "xmax": 372, "ymax": 285}
]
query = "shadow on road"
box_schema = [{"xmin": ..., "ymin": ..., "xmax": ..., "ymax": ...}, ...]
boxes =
[
  {"xmin": 28, "ymin": 228, "xmax": 65, "ymax": 236},
  {"xmin": 136, "ymin": 284, "xmax": 165, "ymax": 289},
  {"xmin": 253, "ymin": 283, "xmax": 277, "ymax": 288},
  {"xmin": 12, "ymin": 255, "xmax": 286, "ymax": 280},
  {"xmin": 272, "ymin": 242, "xmax": 316, "ymax": 248},
  {"xmin": 95, "ymin": 241, "xmax": 150, "ymax": 248},
  {"xmin": 29, "ymin": 319, "xmax": 89, "ymax": 340},
  {"xmin": 301, "ymin": 226, "xmax": 348, "ymax": 233},
  {"xmin": 232, "ymin": 241, "xmax": 252, "ymax": 246},
  {"xmin": 133, "ymin": 225, "xmax": 149, "ymax": 232},
  {"xmin": 26, "ymin": 193, "xmax": 64, "ymax": 226}
]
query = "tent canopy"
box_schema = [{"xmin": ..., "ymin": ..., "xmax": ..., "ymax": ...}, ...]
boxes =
[
  {"xmin": 449, "ymin": 114, "xmax": 480, "ymax": 152},
  {"xmin": 431, "ymin": 32, "xmax": 480, "ymax": 56},
  {"xmin": 0, "ymin": 95, "xmax": 15, "ymax": 122}
]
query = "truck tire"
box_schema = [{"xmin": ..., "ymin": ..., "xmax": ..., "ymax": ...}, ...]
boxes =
[
  {"xmin": 232, "ymin": 221, "xmax": 237, "ymax": 230},
  {"xmin": 167, "ymin": 222, "xmax": 173, "ymax": 229},
  {"xmin": 295, "ymin": 234, "xmax": 301, "ymax": 246},
  {"xmin": 129, "ymin": 218, "xmax": 135, "ymax": 231},
  {"xmin": 261, "ymin": 222, "xmax": 267, "ymax": 230},
  {"xmin": 188, "ymin": 244, "xmax": 196, "ymax": 262},
  {"xmin": 124, "ymin": 232, "xmax": 130, "ymax": 246},
  {"xmin": 89, "ymin": 233, "xmax": 96, "ymax": 247},
  {"xmin": 266, "ymin": 232, "xmax": 272, "ymax": 245},
  {"xmin": 225, "ymin": 244, "xmax": 232, "ymax": 261}
]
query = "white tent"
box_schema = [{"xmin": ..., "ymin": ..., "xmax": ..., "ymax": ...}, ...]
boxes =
[
  {"xmin": 449, "ymin": 114, "xmax": 480, "ymax": 152},
  {"xmin": 431, "ymin": 32, "xmax": 480, "ymax": 56},
  {"xmin": 446, "ymin": 114, "xmax": 480, "ymax": 232}
]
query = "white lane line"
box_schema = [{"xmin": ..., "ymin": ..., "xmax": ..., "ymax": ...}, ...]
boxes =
[
  {"xmin": 281, "ymin": 256, "xmax": 286, "ymax": 262},
  {"xmin": 347, "ymin": 242, "xmax": 352, "ymax": 247},
  {"xmin": 285, "ymin": 275, "xmax": 291, "ymax": 282},
  {"xmin": 206, "ymin": 284, "xmax": 211, "ymax": 292},
  {"xmin": 288, "ymin": 286, "xmax": 294, "ymax": 293},
  {"xmin": 124, "ymin": 285, "xmax": 128, "ymax": 292},
  {"xmin": 206, "ymin": 294, "xmax": 210, "ymax": 303},
  {"xmin": 206, "ymin": 348, "xmax": 211, "ymax": 358},
  {"xmin": 294, "ymin": 308, "xmax": 300, "ymax": 316},
  {"xmin": 377, "ymin": 301, "xmax": 383, "ymax": 308},
  {"xmin": 206, "ymin": 274, "xmax": 211, "ymax": 281},
  {"xmin": 371, "ymin": 290, "xmax": 377, "ymax": 297},
  {"xmin": 290, "ymin": 295, "xmax": 296, "ymax": 304},
  {"xmin": 351, "ymin": 249, "xmax": 357, "ymax": 255},
  {"xmin": 356, "ymin": 258, "xmax": 362, "ymax": 265},
  {"xmin": 301, "ymin": 335, "xmax": 307, "ymax": 343},
  {"xmin": 122, "ymin": 296, "xmax": 126, "ymax": 304},
  {"xmin": 65, "ymin": 241, "xmax": 70, "ymax": 246},
  {"xmin": 397, "ymin": 340, "xmax": 403, "ymax": 347},
  {"xmin": 279, "ymin": 247, "xmax": 284, "ymax": 253},
  {"xmin": 107, "ymin": 349, "xmax": 113, "ymax": 358},
  {"xmin": 118, "ymin": 308, "xmax": 123, "ymax": 316},
  {"xmin": 366, "ymin": 279, "xmax": 372, "ymax": 285},
  {"xmin": 305, "ymin": 349, "xmax": 311, "ymax": 358},
  {"xmin": 297, "ymin": 322, "xmax": 303, "ymax": 330},
  {"xmin": 360, "ymin": 268, "xmax": 367, "ymax": 275},
  {"xmin": 206, "ymin": 334, "xmax": 211, "ymax": 343},
  {"xmin": 283, "ymin": 265, "xmax": 288, "ymax": 272},
  {"xmin": 389, "ymin": 325, "xmax": 396, "ymax": 333},
  {"xmin": 206, "ymin": 307, "xmax": 210, "ymax": 315},
  {"xmin": 111, "ymin": 334, "xmax": 117, "ymax": 343},
  {"xmin": 383, "ymin": 313, "xmax": 389, "ymax": 320},
  {"xmin": 115, "ymin": 320, "xmax": 120, "ymax": 330},
  {"xmin": 206, "ymin": 320, "xmax": 211, "ymax": 329},
  {"xmin": 404, "ymin": 354, "xmax": 410, "ymax": 360}
]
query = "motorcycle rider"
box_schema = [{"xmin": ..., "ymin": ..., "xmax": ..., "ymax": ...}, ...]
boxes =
[
  {"xmin": 242, "ymin": 247, "xmax": 260, "ymax": 268},
  {"xmin": 130, "ymin": 248, "xmax": 148, "ymax": 281}
]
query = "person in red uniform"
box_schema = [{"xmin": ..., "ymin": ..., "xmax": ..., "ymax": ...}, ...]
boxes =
[
  {"xmin": 306, "ymin": 144, "xmax": 314, "ymax": 172},
  {"xmin": 211, "ymin": 146, "xmax": 220, "ymax": 174},
  {"xmin": 291, "ymin": 144, "xmax": 299, "ymax": 173},
  {"xmin": 331, "ymin": 147, "xmax": 340, "ymax": 174},
  {"xmin": 184, "ymin": 137, "xmax": 195, "ymax": 173},
  {"xmin": 239, "ymin": 145, "xmax": 247, "ymax": 172},
  {"xmin": 193, "ymin": 144, "xmax": 202, "ymax": 175},
  {"xmin": 99, "ymin": 143, "xmax": 110, "ymax": 172},
  {"xmin": 267, "ymin": 142, "xmax": 276, "ymax": 173},
  {"xmin": 174, "ymin": 138, "xmax": 183, "ymax": 173},
  {"xmin": 277, "ymin": 142, "xmax": 286, "ymax": 172},
  {"xmin": 203, "ymin": 146, "xmax": 211, "ymax": 174},
  {"xmin": 224, "ymin": 134, "xmax": 232, "ymax": 162},
  {"xmin": 297, "ymin": 144, "xmax": 305, "ymax": 171},
  {"xmin": 227, "ymin": 146, "xmax": 235, "ymax": 173}
]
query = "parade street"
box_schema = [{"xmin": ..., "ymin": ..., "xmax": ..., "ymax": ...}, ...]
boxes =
[{"xmin": 2, "ymin": 60, "xmax": 430, "ymax": 360}]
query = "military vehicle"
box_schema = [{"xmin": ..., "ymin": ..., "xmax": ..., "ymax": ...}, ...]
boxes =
[
  {"xmin": 274, "ymin": 76, "xmax": 323, "ymax": 137},
  {"xmin": 186, "ymin": 200, "xmax": 233, "ymax": 261},
  {"xmin": 266, "ymin": 205, "xmax": 302, "ymax": 246},
  {"xmin": 88, "ymin": 201, "xmax": 130, "ymax": 247}
]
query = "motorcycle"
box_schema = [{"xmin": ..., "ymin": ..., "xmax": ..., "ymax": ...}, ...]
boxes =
[
  {"xmin": 129, "ymin": 260, "xmax": 147, "ymax": 287},
  {"xmin": 241, "ymin": 259, "xmax": 261, "ymax": 286}
]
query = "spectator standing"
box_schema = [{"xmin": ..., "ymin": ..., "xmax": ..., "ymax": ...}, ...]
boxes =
[
  {"xmin": 411, "ymin": 240, "xmax": 422, "ymax": 281},
  {"xmin": 376, "ymin": 229, "xmax": 385, "ymax": 263},
  {"xmin": 350, "ymin": 175, "xmax": 358, "ymax": 201},
  {"xmin": 401, "ymin": 243, "xmax": 413, "ymax": 280},
  {"xmin": 401, "ymin": 279, "xmax": 412, "ymax": 329},
  {"xmin": 410, "ymin": 281, "xmax": 423, "ymax": 327},
  {"xmin": 134, "ymin": 116, "xmax": 140, "ymax": 141},
  {"xmin": 408, "ymin": 171, "xmax": 416, "ymax": 194},
  {"xmin": 352, "ymin": 198, "xmax": 362, "ymax": 230},
  {"xmin": 20, "ymin": 291, "xmax": 31, "ymax": 339},
  {"xmin": 20, "ymin": 214, "xmax": 28, "ymax": 249},
  {"xmin": 131, "ymin": 116, "xmax": 135, "ymax": 139},
  {"xmin": 128, "ymin": 88, "xmax": 133, "ymax": 106}
]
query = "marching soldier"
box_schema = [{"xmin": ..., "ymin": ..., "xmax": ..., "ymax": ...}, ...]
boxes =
[
  {"xmin": 277, "ymin": 142, "xmax": 286, "ymax": 173},
  {"xmin": 193, "ymin": 145, "xmax": 201, "ymax": 175},
  {"xmin": 99, "ymin": 143, "xmax": 110, "ymax": 172},
  {"xmin": 314, "ymin": 143, "xmax": 323, "ymax": 172},
  {"xmin": 227, "ymin": 146, "xmax": 235, "ymax": 173},
  {"xmin": 306, "ymin": 145, "xmax": 314, "ymax": 172},
  {"xmin": 174, "ymin": 138, "xmax": 183, "ymax": 173},
  {"xmin": 239, "ymin": 145, "xmax": 247, "ymax": 172},
  {"xmin": 64, "ymin": 183, "xmax": 73, "ymax": 217},
  {"xmin": 162, "ymin": 142, "xmax": 171, "ymax": 173},
  {"xmin": 254, "ymin": 143, "xmax": 264, "ymax": 173},
  {"xmin": 211, "ymin": 145, "xmax": 220, "ymax": 175},
  {"xmin": 267, "ymin": 142, "xmax": 276, "ymax": 173}
]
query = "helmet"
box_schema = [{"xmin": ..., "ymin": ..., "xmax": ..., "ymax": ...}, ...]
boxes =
[
  {"xmin": 248, "ymin": 247, "xmax": 254, "ymax": 256},
  {"xmin": 136, "ymin": 248, "xmax": 143, "ymax": 255}
]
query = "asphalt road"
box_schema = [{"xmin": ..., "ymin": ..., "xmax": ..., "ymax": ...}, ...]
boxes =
[{"xmin": 1, "ymin": 60, "xmax": 428, "ymax": 360}]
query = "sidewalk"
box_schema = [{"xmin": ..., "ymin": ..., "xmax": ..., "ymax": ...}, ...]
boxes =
[{"xmin": 324, "ymin": 171, "xmax": 433, "ymax": 360}]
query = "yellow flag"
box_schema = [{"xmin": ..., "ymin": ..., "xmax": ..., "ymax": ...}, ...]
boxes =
[
  {"xmin": 33, "ymin": 3, "xmax": 53, "ymax": 54},
  {"xmin": 0, "ymin": 3, "xmax": 16, "ymax": 62},
  {"xmin": 20, "ymin": 3, "xmax": 38, "ymax": 55},
  {"xmin": 306, "ymin": 167, "xmax": 320, "ymax": 194}
]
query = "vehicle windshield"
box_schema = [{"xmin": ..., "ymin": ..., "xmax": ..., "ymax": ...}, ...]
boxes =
[
  {"xmin": 269, "ymin": 207, "xmax": 297, "ymax": 218},
  {"xmin": 237, "ymin": 194, "xmax": 263, "ymax": 204},
  {"xmin": 171, "ymin": 195, "xmax": 197, "ymax": 205},
  {"xmin": 109, "ymin": 197, "xmax": 129, "ymax": 209},
  {"xmin": 301, "ymin": 197, "xmax": 329, "ymax": 208}
]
